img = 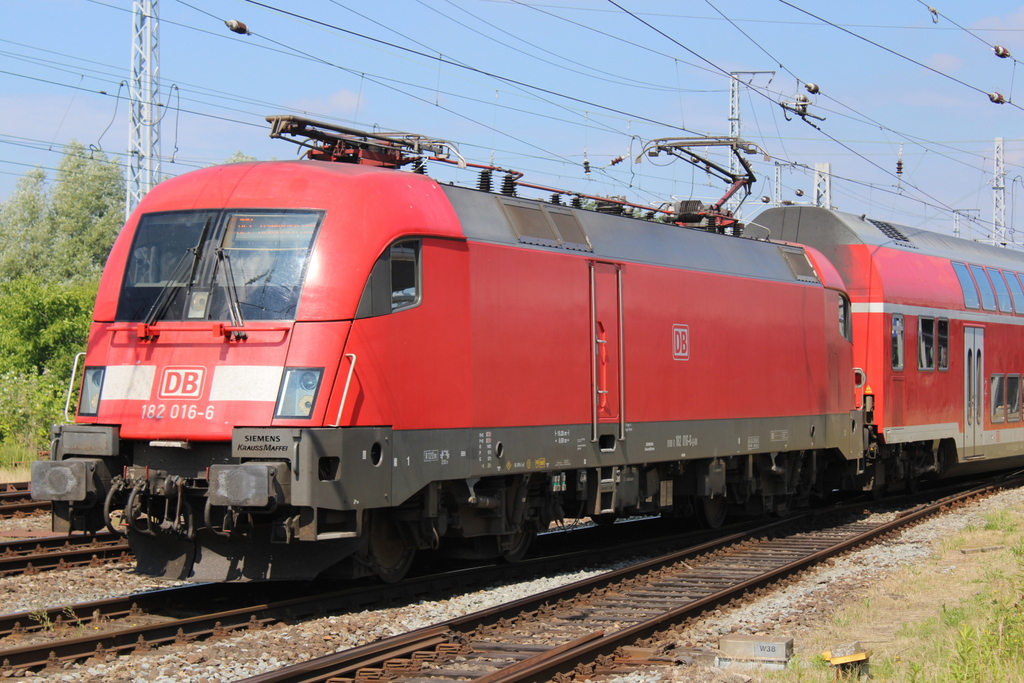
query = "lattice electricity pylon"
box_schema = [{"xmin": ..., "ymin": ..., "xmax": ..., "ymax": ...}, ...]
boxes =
[
  {"xmin": 992, "ymin": 137, "xmax": 1007, "ymax": 245},
  {"xmin": 725, "ymin": 71, "xmax": 773, "ymax": 218},
  {"xmin": 127, "ymin": 0, "xmax": 161, "ymax": 218},
  {"xmin": 813, "ymin": 163, "xmax": 832, "ymax": 209}
]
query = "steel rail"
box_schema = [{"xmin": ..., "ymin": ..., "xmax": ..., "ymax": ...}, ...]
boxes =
[
  {"xmin": 0, "ymin": 514, "xmax": 788, "ymax": 674},
  {"xmin": 0, "ymin": 498, "xmax": 49, "ymax": 519},
  {"xmin": 235, "ymin": 477, "xmax": 1018, "ymax": 683},
  {"xmin": 0, "ymin": 533, "xmax": 131, "ymax": 577}
]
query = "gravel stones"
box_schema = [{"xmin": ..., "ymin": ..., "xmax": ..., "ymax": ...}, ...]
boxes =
[{"xmin": 5, "ymin": 487, "xmax": 1024, "ymax": 683}]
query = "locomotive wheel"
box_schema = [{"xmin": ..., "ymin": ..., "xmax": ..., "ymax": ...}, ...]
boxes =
[
  {"xmin": 697, "ymin": 496, "xmax": 728, "ymax": 529},
  {"xmin": 500, "ymin": 529, "xmax": 536, "ymax": 563},
  {"xmin": 367, "ymin": 512, "xmax": 416, "ymax": 583}
]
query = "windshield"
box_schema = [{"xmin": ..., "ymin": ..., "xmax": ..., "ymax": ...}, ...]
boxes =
[{"xmin": 116, "ymin": 209, "xmax": 323, "ymax": 322}]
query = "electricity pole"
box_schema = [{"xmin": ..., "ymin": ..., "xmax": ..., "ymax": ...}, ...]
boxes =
[{"xmin": 128, "ymin": 0, "xmax": 161, "ymax": 219}]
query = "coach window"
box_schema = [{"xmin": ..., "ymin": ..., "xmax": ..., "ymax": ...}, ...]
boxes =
[
  {"xmin": 1008, "ymin": 375, "xmax": 1021, "ymax": 422},
  {"xmin": 989, "ymin": 268, "xmax": 1014, "ymax": 312},
  {"xmin": 992, "ymin": 374, "xmax": 1006, "ymax": 423},
  {"xmin": 970, "ymin": 265, "xmax": 997, "ymax": 311},
  {"xmin": 937, "ymin": 318, "xmax": 949, "ymax": 370},
  {"xmin": 838, "ymin": 293, "xmax": 852, "ymax": 341},
  {"xmin": 918, "ymin": 317, "xmax": 935, "ymax": 370},
  {"xmin": 1006, "ymin": 272, "xmax": 1024, "ymax": 313},
  {"xmin": 951, "ymin": 262, "xmax": 980, "ymax": 309},
  {"xmin": 891, "ymin": 314, "xmax": 905, "ymax": 371}
]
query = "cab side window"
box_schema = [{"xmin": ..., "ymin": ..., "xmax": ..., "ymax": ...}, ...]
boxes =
[{"xmin": 356, "ymin": 239, "xmax": 421, "ymax": 318}]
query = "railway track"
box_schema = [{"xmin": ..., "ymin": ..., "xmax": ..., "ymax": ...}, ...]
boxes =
[
  {"xmin": 0, "ymin": 532, "xmax": 131, "ymax": 577},
  {"xmin": 0, "ymin": 482, "xmax": 48, "ymax": 519},
  {"xmin": 0, "ymin": 475, "xmax": 1011, "ymax": 677},
  {"xmin": 232, "ymin": 478, "xmax": 1013, "ymax": 683},
  {"xmin": 0, "ymin": 516, "xmax": 785, "ymax": 674}
]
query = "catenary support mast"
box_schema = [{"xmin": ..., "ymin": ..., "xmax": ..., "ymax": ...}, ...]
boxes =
[{"xmin": 127, "ymin": 0, "xmax": 161, "ymax": 219}]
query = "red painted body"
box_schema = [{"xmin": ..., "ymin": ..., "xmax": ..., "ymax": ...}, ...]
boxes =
[{"xmin": 81, "ymin": 162, "xmax": 852, "ymax": 444}]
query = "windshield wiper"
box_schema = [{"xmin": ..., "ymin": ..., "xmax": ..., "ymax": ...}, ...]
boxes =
[
  {"xmin": 142, "ymin": 216, "xmax": 213, "ymax": 329},
  {"xmin": 214, "ymin": 248, "xmax": 247, "ymax": 339}
]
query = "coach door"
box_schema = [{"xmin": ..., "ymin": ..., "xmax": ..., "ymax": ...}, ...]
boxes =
[
  {"xmin": 590, "ymin": 262, "xmax": 624, "ymax": 447},
  {"xmin": 964, "ymin": 327, "xmax": 985, "ymax": 459}
]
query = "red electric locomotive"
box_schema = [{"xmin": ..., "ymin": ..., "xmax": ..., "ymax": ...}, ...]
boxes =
[
  {"xmin": 33, "ymin": 119, "xmax": 867, "ymax": 582},
  {"xmin": 759, "ymin": 206, "xmax": 1024, "ymax": 487}
]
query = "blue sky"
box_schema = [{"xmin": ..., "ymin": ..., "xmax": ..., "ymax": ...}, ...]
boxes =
[{"xmin": 2, "ymin": 1, "xmax": 1024, "ymax": 242}]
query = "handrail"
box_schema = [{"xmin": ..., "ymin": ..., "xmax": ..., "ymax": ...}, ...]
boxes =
[
  {"xmin": 617, "ymin": 265, "xmax": 626, "ymax": 441},
  {"xmin": 333, "ymin": 354, "xmax": 358, "ymax": 427},
  {"xmin": 105, "ymin": 322, "xmax": 291, "ymax": 339},
  {"xmin": 63, "ymin": 352, "xmax": 87, "ymax": 422}
]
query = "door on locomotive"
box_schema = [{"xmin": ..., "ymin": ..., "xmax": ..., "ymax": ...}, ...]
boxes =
[
  {"xmin": 590, "ymin": 261, "xmax": 623, "ymax": 445},
  {"xmin": 964, "ymin": 326, "xmax": 985, "ymax": 459}
]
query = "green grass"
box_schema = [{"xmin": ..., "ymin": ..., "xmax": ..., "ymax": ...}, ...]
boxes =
[{"xmin": 983, "ymin": 509, "xmax": 1018, "ymax": 532}]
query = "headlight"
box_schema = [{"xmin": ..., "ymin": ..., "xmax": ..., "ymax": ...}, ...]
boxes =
[
  {"xmin": 275, "ymin": 367, "xmax": 324, "ymax": 419},
  {"xmin": 78, "ymin": 367, "xmax": 105, "ymax": 417}
]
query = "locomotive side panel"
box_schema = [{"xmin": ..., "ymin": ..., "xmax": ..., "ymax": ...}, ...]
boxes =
[{"xmin": 467, "ymin": 242, "xmax": 591, "ymax": 428}]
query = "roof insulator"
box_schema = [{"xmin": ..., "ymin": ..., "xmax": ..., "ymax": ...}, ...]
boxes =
[
  {"xmin": 225, "ymin": 20, "xmax": 251, "ymax": 35},
  {"xmin": 501, "ymin": 173, "xmax": 517, "ymax": 196},
  {"xmin": 571, "ymin": 196, "xmax": 583, "ymax": 209},
  {"xmin": 804, "ymin": 82, "xmax": 820, "ymax": 95},
  {"xmin": 550, "ymin": 193, "xmax": 562, "ymax": 205},
  {"xmin": 989, "ymin": 91, "xmax": 1007, "ymax": 104},
  {"xmin": 412, "ymin": 159, "xmax": 427, "ymax": 174},
  {"xmin": 477, "ymin": 169, "xmax": 492, "ymax": 193},
  {"xmin": 995, "ymin": 45, "xmax": 1011, "ymax": 59}
]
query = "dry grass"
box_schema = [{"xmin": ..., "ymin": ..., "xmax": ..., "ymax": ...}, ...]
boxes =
[
  {"xmin": 0, "ymin": 443, "xmax": 38, "ymax": 483},
  {"xmin": 762, "ymin": 508, "xmax": 1024, "ymax": 683}
]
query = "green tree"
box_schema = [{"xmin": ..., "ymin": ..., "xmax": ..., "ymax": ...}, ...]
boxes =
[
  {"xmin": 0, "ymin": 142, "xmax": 122, "ymax": 448},
  {"xmin": 0, "ymin": 167, "xmax": 50, "ymax": 281},
  {"xmin": 0, "ymin": 140, "xmax": 124, "ymax": 284},
  {"xmin": 49, "ymin": 141, "xmax": 125, "ymax": 282},
  {"xmin": 0, "ymin": 277, "xmax": 96, "ymax": 378},
  {"xmin": 224, "ymin": 150, "xmax": 257, "ymax": 163}
]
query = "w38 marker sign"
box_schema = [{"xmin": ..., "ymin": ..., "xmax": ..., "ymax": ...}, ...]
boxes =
[{"xmin": 159, "ymin": 367, "xmax": 206, "ymax": 399}]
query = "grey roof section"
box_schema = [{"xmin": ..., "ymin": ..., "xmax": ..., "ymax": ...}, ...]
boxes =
[
  {"xmin": 441, "ymin": 185, "xmax": 814, "ymax": 285},
  {"xmin": 755, "ymin": 206, "xmax": 1024, "ymax": 272}
]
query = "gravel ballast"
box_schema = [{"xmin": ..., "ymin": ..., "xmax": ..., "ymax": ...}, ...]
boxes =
[{"xmin": 2, "ymin": 487, "xmax": 1021, "ymax": 682}]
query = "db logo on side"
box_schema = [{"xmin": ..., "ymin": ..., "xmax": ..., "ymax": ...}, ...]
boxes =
[
  {"xmin": 159, "ymin": 367, "xmax": 206, "ymax": 399},
  {"xmin": 672, "ymin": 324, "xmax": 689, "ymax": 361}
]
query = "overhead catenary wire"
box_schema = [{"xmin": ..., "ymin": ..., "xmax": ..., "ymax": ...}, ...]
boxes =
[
  {"xmin": 605, "ymin": 0, "xmax": 966, "ymax": 218},
  {"xmin": 778, "ymin": 0, "xmax": 1024, "ymax": 109},
  {"xmin": 2, "ymin": 0, "xmax": 1017, "ymax": 234}
]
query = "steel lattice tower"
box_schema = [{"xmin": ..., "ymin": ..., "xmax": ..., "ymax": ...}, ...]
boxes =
[
  {"xmin": 813, "ymin": 163, "xmax": 832, "ymax": 210},
  {"xmin": 726, "ymin": 72, "xmax": 773, "ymax": 218},
  {"xmin": 127, "ymin": 0, "xmax": 161, "ymax": 218},
  {"xmin": 992, "ymin": 137, "xmax": 1006, "ymax": 245}
]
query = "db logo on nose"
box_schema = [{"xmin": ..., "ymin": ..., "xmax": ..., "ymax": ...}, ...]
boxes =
[{"xmin": 159, "ymin": 367, "xmax": 206, "ymax": 399}]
